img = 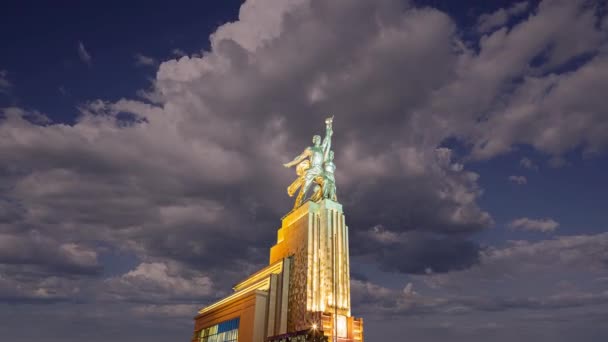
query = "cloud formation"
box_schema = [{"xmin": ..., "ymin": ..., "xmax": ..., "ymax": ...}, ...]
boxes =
[
  {"xmin": 477, "ymin": 1, "xmax": 530, "ymax": 34},
  {"xmin": 171, "ymin": 49, "xmax": 186, "ymax": 57},
  {"xmin": 2, "ymin": 0, "xmax": 606, "ymax": 299},
  {"xmin": 78, "ymin": 41, "xmax": 92, "ymax": 66},
  {"xmin": 509, "ymin": 217, "xmax": 559, "ymax": 232},
  {"xmin": 354, "ymin": 232, "xmax": 608, "ymax": 318},
  {"xmin": 104, "ymin": 262, "xmax": 214, "ymax": 302},
  {"xmin": 0, "ymin": 0, "xmax": 607, "ymax": 341},
  {"xmin": 134, "ymin": 53, "xmax": 157, "ymax": 67}
]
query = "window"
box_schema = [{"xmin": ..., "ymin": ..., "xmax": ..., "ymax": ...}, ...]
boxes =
[
  {"xmin": 336, "ymin": 315, "xmax": 347, "ymax": 338},
  {"xmin": 198, "ymin": 317, "xmax": 239, "ymax": 342}
]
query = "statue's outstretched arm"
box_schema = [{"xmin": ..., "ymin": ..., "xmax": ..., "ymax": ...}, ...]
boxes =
[{"xmin": 284, "ymin": 148, "xmax": 310, "ymax": 168}]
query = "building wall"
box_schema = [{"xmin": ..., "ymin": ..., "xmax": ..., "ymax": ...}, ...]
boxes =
[
  {"xmin": 269, "ymin": 199, "xmax": 359, "ymax": 339},
  {"xmin": 270, "ymin": 202, "xmax": 310, "ymax": 332},
  {"xmin": 193, "ymin": 199, "xmax": 364, "ymax": 342},
  {"xmin": 193, "ymin": 290, "xmax": 267, "ymax": 342}
]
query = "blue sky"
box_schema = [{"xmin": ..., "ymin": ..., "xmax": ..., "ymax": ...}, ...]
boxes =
[
  {"xmin": 1, "ymin": 1, "xmax": 608, "ymax": 341},
  {"xmin": 0, "ymin": 1, "xmax": 243, "ymax": 122}
]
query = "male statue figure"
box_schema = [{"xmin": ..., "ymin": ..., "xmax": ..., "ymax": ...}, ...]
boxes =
[{"xmin": 284, "ymin": 117, "xmax": 333, "ymax": 209}]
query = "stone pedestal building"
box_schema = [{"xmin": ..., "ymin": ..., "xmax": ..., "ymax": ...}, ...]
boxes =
[{"xmin": 192, "ymin": 199, "xmax": 364, "ymax": 342}]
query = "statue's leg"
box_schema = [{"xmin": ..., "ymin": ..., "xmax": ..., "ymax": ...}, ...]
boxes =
[
  {"xmin": 330, "ymin": 184, "xmax": 337, "ymax": 201},
  {"xmin": 311, "ymin": 184, "xmax": 322, "ymax": 202},
  {"xmin": 294, "ymin": 178, "xmax": 313, "ymax": 208},
  {"xmin": 287, "ymin": 177, "xmax": 304, "ymax": 197},
  {"xmin": 294, "ymin": 191, "xmax": 304, "ymax": 209},
  {"xmin": 322, "ymin": 180, "xmax": 329, "ymax": 199},
  {"xmin": 311, "ymin": 176, "xmax": 324, "ymax": 202}
]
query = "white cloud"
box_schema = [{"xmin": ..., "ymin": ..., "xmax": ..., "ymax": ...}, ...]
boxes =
[
  {"xmin": 171, "ymin": 48, "xmax": 186, "ymax": 57},
  {"xmin": 78, "ymin": 41, "xmax": 92, "ymax": 66},
  {"xmin": 0, "ymin": 2, "xmax": 607, "ymax": 340},
  {"xmin": 465, "ymin": 0, "xmax": 608, "ymax": 159},
  {"xmin": 105, "ymin": 262, "xmax": 213, "ymax": 301},
  {"xmin": 210, "ymin": 0, "xmax": 308, "ymax": 52},
  {"xmin": 0, "ymin": 0, "xmax": 603, "ymax": 288},
  {"xmin": 509, "ymin": 217, "xmax": 559, "ymax": 232},
  {"xmin": 508, "ymin": 175, "xmax": 527, "ymax": 184},
  {"xmin": 0, "ymin": 0, "xmax": 604, "ymax": 294},
  {"xmin": 0, "ymin": 0, "xmax": 493, "ymax": 278},
  {"xmin": 477, "ymin": 1, "xmax": 529, "ymax": 34},
  {"xmin": 134, "ymin": 53, "xmax": 157, "ymax": 67}
]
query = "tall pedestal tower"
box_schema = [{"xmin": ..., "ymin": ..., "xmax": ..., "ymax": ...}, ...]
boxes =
[
  {"xmin": 192, "ymin": 117, "xmax": 363, "ymax": 342},
  {"xmin": 270, "ymin": 199, "xmax": 363, "ymax": 342}
]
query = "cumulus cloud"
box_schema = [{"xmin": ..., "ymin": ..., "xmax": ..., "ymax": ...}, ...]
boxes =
[
  {"xmin": 77, "ymin": 41, "xmax": 92, "ymax": 66},
  {"xmin": 1, "ymin": 0, "xmax": 606, "ymax": 301},
  {"xmin": 0, "ymin": 0, "xmax": 497, "ymax": 292},
  {"xmin": 134, "ymin": 53, "xmax": 157, "ymax": 67},
  {"xmin": 466, "ymin": 0, "xmax": 608, "ymax": 159},
  {"xmin": 414, "ymin": 0, "xmax": 608, "ymax": 161},
  {"xmin": 477, "ymin": 1, "xmax": 530, "ymax": 34},
  {"xmin": 104, "ymin": 262, "xmax": 213, "ymax": 302},
  {"xmin": 508, "ymin": 175, "xmax": 527, "ymax": 184},
  {"xmin": 509, "ymin": 217, "xmax": 559, "ymax": 232},
  {"xmin": 0, "ymin": 1, "xmax": 607, "ymax": 340}
]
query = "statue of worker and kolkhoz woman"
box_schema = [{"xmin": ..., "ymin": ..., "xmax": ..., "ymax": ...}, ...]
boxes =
[{"xmin": 284, "ymin": 116, "xmax": 337, "ymax": 209}]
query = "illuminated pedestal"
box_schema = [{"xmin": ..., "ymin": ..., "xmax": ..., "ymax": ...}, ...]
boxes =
[
  {"xmin": 270, "ymin": 199, "xmax": 363, "ymax": 342},
  {"xmin": 193, "ymin": 199, "xmax": 363, "ymax": 342}
]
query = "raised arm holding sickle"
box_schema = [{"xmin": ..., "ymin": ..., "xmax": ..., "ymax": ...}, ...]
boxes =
[{"xmin": 322, "ymin": 116, "xmax": 333, "ymax": 158}]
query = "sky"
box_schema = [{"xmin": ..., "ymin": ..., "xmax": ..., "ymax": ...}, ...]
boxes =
[{"xmin": 1, "ymin": 0, "xmax": 607, "ymax": 341}]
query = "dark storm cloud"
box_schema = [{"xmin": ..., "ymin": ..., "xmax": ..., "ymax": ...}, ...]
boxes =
[
  {"xmin": 350, "ymin": 233, "xmax": 608, "ymax": 317},
  {"xmin": 354, "ymin": 227, "xmax": 481, "ymax": 274},
  {"xmin": 377, "ymin": 235, "xmax": 480, "ymax": 274}
]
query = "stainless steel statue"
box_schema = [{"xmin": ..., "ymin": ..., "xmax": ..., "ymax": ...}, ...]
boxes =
[{"xmin": 284, "ymin": 116, "xmax": 337, "ymax": 209}]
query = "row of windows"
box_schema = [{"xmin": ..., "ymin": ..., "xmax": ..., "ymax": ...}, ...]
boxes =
[
  {"xmin": 200, "ymin": 330, "xmax": 237, "ymax": 342},
  {"xmin": 197, "ymin": 317, "xmax": 239, "ymax": 342}
]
